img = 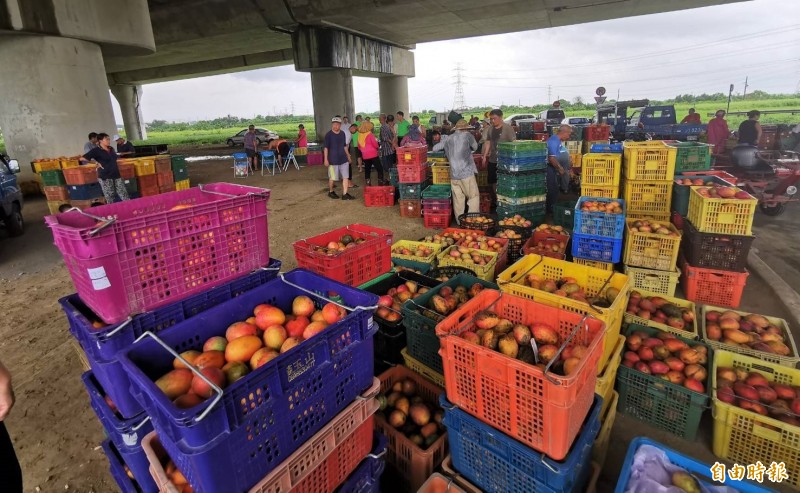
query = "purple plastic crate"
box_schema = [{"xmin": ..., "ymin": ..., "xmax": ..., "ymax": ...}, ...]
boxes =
[
  {"xmin": 118, "ymin": 269, "xmax": 378, "ymax": 492},
  {"xmin": 62, "ymin": 259, "xmax": 281, "ymax": 418},
  {"xmin": 338, "ymin": 432, "xmax": 388, "ymax": 493},
  {"xmin": 573, "ymin": 197, "xmax": 626, "ymax": 239},
  {"xmin": 571, "ymin": 232, "xmax": 623, "ymax": 263},
  {"xmin": 101, "ymin": 439, "xmax": 155, "ymax": 493},
  {"xmin": 46, "ymin": 183, "xmax": 270, "ymax": 324}
]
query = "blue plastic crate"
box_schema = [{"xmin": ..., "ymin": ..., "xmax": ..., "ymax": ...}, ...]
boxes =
[
  {"xmin": 101, "ymin": 439, "xmax": 153, "ymax": 493},
  {"xmin": 590, "ymin": 143, "xmax": 623, "ymax": 153},
  {"xmin": 338, "ymin": 432, "xmax": 388, "ymax": 493},
  {"xmin": 572, "ymin": 232, "xmax": 623, "ymax": 263},
  {"xmin": 615, "ymin": 437, "xmax": 774, "ymax": 493},
  {"xmin": 573, "ymin": 197, "xmax": 626, "ymax": 238},
  {"xmin": 118, "ymin": 269, "xmax": 378, "ymax": 493},
  {"xmin": 61, "ymin": 259, "xmax": 281, "ymax": 418},
  {"xmin": 82, "ymin": 372, "xmax": 157, "ymax": 493},
  {"xmin": 67, "ymin": 182, "xmax": 103, "ymax": 200},
  {"xmin": 442, "ymin": 394, "xmax": 601, "ymax": 493}
]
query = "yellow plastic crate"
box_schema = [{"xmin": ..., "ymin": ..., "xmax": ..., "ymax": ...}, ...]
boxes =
[
  {"xmin": 623, "ymin": 265, "xmax": 680, "ymax": 297},
  {"xmin": 687, "ymin": 186, "xmax": 757, "ymax": 236},
  {"xmin": 175, "ymin": 179, "xmax": 191, "ymax": 191},
  {"xmin": 623, "ymin": 291, "xmax": 698, "ymax": 339},
  {"xmin": 429, "ymin": 156, "xmax": 448, "ymax": 163},
  {"xmin": 46, "ymin": 200, "xmax": 70, "ymax": 215},
  {"xmin": 431, "ymin": 163, "xmax": 450, "ymax": 185},
  {"xmin": 391, "ymin": 240, "xmax": 443, "ymax": 265},
  {"xmin": 581, "ymin": 154, "xmax": 621, "ymax": 186},
  {"xmin": 437, "ymin": 246, "xmax": 498, "ymax": 281},
  {"xmin": 573, "ymin": 258, "xmax": 614, "ymax": 271},
  {"xmin": 497, "ymin": 254, "xmax": 631, "ymax": 373},
  {"xmin": 595, "ymin": 334, "xmax": 624, "ymax": 408},
  {"xmin": 133, "ymin": 158, "xmax": 156, "ymax": 176},
  {"xmin": 580, "ymin": 185, "xmax": 618, "ymax": 199},
  {"xmin": 712, "ymin": 351, "xmax": 800, "ymax": 489},
  {"xmin": 32, "ymin": 159, "xmax": 61, "ymax": 173},
  {"xmin": 566, "ymin": 140, "xmax": 582, "ymax": 154},
  {"xmin": 60, "ymin": 157, "xmax": 80, "ymax": 169},
  {"xmin": 623, "ymin": 218, "xmax": 682, "ymax": 271},
  {"xmin": 570, "ymin": 152, "xmax": 582, "ymax": 168},
  {"xmin": 622, "ymin": 141, "xmax": 677, "ymax": 181},
  {"xmin": 401, "ymin": 348, "xmax": 444, "ymax": 388},
  {"xmin": 623, "ymin": 180, "xmax": 673, "ymax": 218},
  {"xmin": 592, "ymin": 390, "xmax": 618, "ymax": 467}
]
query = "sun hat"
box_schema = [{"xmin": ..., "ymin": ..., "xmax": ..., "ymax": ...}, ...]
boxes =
[{"xmin": 454, "ymin": 119, "xmax": 472, "ymax": 131}]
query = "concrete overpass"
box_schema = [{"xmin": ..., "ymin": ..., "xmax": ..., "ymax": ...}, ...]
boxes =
[{"xmin": 0, "ymin": 0, "xmax": 743, "ymax": 180}]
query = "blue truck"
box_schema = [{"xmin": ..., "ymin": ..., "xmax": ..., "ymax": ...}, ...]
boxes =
[
  {"xmin": 596, "ymin": 100, "xmax": 706, "ymax": 141},
  {"xmin": 0, "ymin": 154, "xmax": 24, "ymax": 237}
]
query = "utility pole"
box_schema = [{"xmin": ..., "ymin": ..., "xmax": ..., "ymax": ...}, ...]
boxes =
[
  {"xmin": 742, "ymin": 76, "xmax": 749, "ymax": 100},
  {"xmin": 290, "ymin": 102, "xmax": 295, "ymax": 116},
  {"xmin": 453, "ymin": 63, "xmax": 466, "ymax": 111},
  {"xmin": 726, "ymin": 84, "xmax": 734, "ymax": 114},
  {"xmin": 547, "ymin": 85, "xmax": 552, "ymax": 103}
]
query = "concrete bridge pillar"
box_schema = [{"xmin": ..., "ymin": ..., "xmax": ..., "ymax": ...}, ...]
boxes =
[
  {"xmin": 0, "ymin": 35, "xmax": 116, "ymax": 182},
  {"xmin": 310, "ymin": 69, "xmax": 355, "ymax": 142},
  {"xmin": 110, "ymin": 84, "xmax": 148, "ymax": 141},
  {"xmin": 379, "ymin": 76, "xmax": 410, "ymax": 118}
]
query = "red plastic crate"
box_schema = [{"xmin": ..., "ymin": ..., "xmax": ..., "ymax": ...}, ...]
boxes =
[
  {"xmin": 583, "ymin": 125, "xmax": 610, "ymax": 141},
  {"xmin": 436, "ymin": 289, "xmax": 605, "ymax": 460},
  {"xmin": 154, "ymin": 156, "xmax": 172, "ymax": 174},
  {"xmin": 118, "ymin": 161, "xmax": 135, "ymax": 179},
  {"xmin": 479, "ymin": 192, "xmax": 492, "ymax": 214},
  {"xmin": 534, "ymin": 132, "xmax": 549, "ymax": 142},
  {"xmin": 63, "ymin": 165, "xmax": 99, "ymax": 185},
  {"xmin": 397, "ymin": 162, "xmax": 429, "ymax": 183},
  {"xmin": 423, "ymin": 209, "xmax": 451, "ymax": 229},
  {"xmin": 292, "ymin": 224, "xmax": 393, "ymax": 287},
  {"xmin": 422, "ymin": 198, "xmax": 451, "ymax": 212},
  {"xmin": 397, "ymin": 145, "xmax": 428, "ymax": 166},
  {"xmin": 156, "ymin": 170, "xmax": 174, "ymax": 187},
  {"xmin": 46, "ymin": 183, "xmax": 270, "ymax": 324},
  {"xmin": 473, "ymin": 154, "xmax": 487, "ymax": 171},
  {"xmin": 138, "ymin": 173, "xmax": 158, "ymax": 191},
  {"xmin": 523, "ymin": 229, "xmax": 570, "ymax": 258},
  {"xmin": 364, "ymin": 186, "xmax": 395, "ymax": 207},
  {"xmin": 44, "ymin": 185, "xmax": 69, "ymax": 201},
  {"xmin": 679, "ymin": 255, "xmax": 749, "ymax": 308},
  {"xmin": 399, "ymin": 199, "xmax": 422, "ymax": 218}
]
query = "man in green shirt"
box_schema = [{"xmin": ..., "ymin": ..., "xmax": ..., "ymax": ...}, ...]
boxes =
[{"xmin": 396, "ymin": 111, "xmax": 410, "ymax": 147}]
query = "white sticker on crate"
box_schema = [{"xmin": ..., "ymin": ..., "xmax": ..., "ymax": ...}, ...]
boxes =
[{"xmin": 88, "ymin": 267, "xmax": 111, "ymax": 290}]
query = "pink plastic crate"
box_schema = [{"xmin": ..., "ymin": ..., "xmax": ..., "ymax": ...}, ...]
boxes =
[{"xmin": 46, "ymin": 183, "xmax": 270, "ymax": 324}]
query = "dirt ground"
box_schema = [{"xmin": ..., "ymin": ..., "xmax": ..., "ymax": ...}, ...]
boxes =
[{"xmin": 0, "ymin": 143, "xmax": 797, "ymax": 492}]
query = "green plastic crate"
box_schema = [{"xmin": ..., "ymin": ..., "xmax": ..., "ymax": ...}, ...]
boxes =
[
  {"xmin": 389, "ymin": 168, "xmax": 399, "ymax": 187},
  {"xmin": 553, "ymin": 200, "xmax": 577, "ymax": 230},
  {"xmin": 399, "ymin": 181, "xmax": 431, "ymax": 200},
  {"xmin": 615, "ymin": 324, "xmax": 711, "ymax": 441},
  {"xmin": 401, "ymin": 274, "xmax": 498, "ymax": 374},
  {"xmin": 496, "ymin": 201, "xmax": 546, "ymax": 223},
  {"xmin": 170, "ymin": 154, "xmax": 186, "ymax": 171},
  {"xmin": 40, "ymin": 169, "xmax": 65, "ymax": 186},
  {"xmin": 670, "ymin": 142, "xmax": 713, "ymax": 172},
  {"xmin": 172, "ymin": 164, "xmax": 189, "ymax": 181},
  {"xmin": 391, "ymin": 258, "xmax": 432, "ymax": 275},
  {"xmin": 497, "ymin": 171, "xmax": 547, "ymax": 198},
  {"xmin": 123, "ymin": 177, "xmax": 138, "ymax": 194},
  {"xmin": 357, "ymin": 272, "xmax": 394, "ymax": 290},
  {"xmin": 422, "ymin": 184, "xmax": 452, "ymax": 199}
]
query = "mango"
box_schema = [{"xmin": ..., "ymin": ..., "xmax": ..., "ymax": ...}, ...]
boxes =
[
  {"xmin": 155, "ymin": 369, "xmax": 193, "ymax": 399},
  {"xmin": 225, "ymin": 335, "xmax": 263, "ymax": 363}
]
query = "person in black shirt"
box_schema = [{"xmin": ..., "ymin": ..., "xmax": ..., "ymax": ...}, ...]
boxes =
[
  {"xmin": 114, "ymin": 134, "xmax": 135, "ymax": 157},
  {"xmin": 737, "ymin": 110, "xmax": 762, "ymax": 146},
  {"xmin": 81, "ymin": 133, "xmax": 130, "ymax": 203}
]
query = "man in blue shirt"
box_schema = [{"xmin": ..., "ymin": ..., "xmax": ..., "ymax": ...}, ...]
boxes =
[
  {"xmin": 324, "ymin": 116, "xmax": 353, "ymax": 200},
  {"xmin": 546, "ymin": 125, "xmax": 571, "ymax": 214}
]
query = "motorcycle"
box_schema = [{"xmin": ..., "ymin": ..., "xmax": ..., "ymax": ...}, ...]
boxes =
[{"xmin": 730, "ymin": 144, "xmax": 800, "ymax": 216}]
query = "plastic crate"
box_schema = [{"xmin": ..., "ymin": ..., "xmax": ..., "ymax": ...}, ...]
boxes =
[
  {"xmin": 476, "ymin": 169, "xmax": 488, "ymax": 186},
  {"xmin": 622, "ymin": 218, "xmax": 681, "ymax": 271},
  {"xmin": 399, "ymin": 180, "xmax": 431, "ymax": 200},
  {"xmin": 571, "ymin": 153, "xmax": 582, "ymax": 168},
  {"xmin": 592, "ymin": 391, "xmax": 618, "ymax": 468},
  {"xmin": 170, "ymin": 154, "xmax": 186, "ymax": 171},
  {"xmin": 595, "ymin": 335, "xmax": 624, "ymax": 416},
  {"xmin": 293, "ymin": 224, "xmax": 393, "ymax": 287},
  {"xmin": 47, "ymin": 200, "xmax": 71, "ymax": 215},
  {"xmin": 40, "ymin": 169, "xmax": 66, "ymax": 186},
  {"xmin": 497, "ymin": 193, "xmax": 546, "ymax": 206},
  {"xmin": 573, "ymin": 197, "xmax": 626, "ymax": 238},
  {"xmin": 443, "ymin": 393, "xmax": 601, "ymax": 493},
  {"xmin": 623, "ymin": 265, "xmax": 681, "ymax": 297},
  {"xmin": 623, "ymin": 292, "xmax": 698, "ymax": 339},
  {"xmin": 82, "ymin": 373, "xmax": 157, "ymax": 493},
  {"xmin": 671, "ymin": 175, "xmax": 734, "ymax": 216},
  {"xmin": 615, "ymin": 324, "xmax": 711, "ymax": 440},
  {"xmin": 572, "ymin": 233, "xmax": 622, "ymax": 263},
  {"xmin": 423, "ymin": 210, "xmax": 451, "ymax": 229},
  {"xmin": 584, "ymin": 125, "xmax": 610, "ymax": 141},
  {"xmin": 458, "ymin": 212, "xmax": 496, "ymax": 232},
  {"xmin": 402, "ymin": 274, "xmax": 497, "ymax": 374},
  {"xmin": 156, "ymin": 170, "xmax": 174, "ymax": 188},
  {"xmin": 615, "ymin": 437, "xmax": 772, "ymax": 493},
  {"xmin": 492, "ymin": 225, "xmax": 528, "ymax": 265},
  {"xmin": 687, "ymin": 185, "xmax": 758, "ymax": 236},
  {"xmin": 431, "ymin": 163, "xmax": 450, "ymax": 184},
  {"xmin": 120, "ymin": 270, "xmax": 378, "ymax": 492},
  {"xmin": 175, "ymin": 179, "xmax": 191, "ymax": 191},
  {"xmin": 398, "ymin": 163, "xmax": 430, "ymax": 184},
  {"xmin": 436, "ymin": 289, "xmax": 605, "ymax": 460},
  {"xmin": 479, "ymin": 192, "xmax": 492, "ymax": 213},
  {"xmin": 364, "ymin": 186, "xmax": 396, "ymax": 207},
  {"xmin": 496, "ymin": 255, "xmax": 630, "ymax": 375},
  {"xmin": 422, "ymin": 198, "xmax": 452, "ymax": 213},
  {"xmin": 426, "ymin": 266, "xmax": 476, "ymax": 282},
  {"xmin": 711, "ymin": 351, "xmax": 800, "ymax": 489},
  {"xmin": 399, "ymin": 199, "xmax": 422, "ymax": 218},
  {"xmin": 117, "ymin": 159, "xmax": 136, "ymax": 179},
  {"xmin": 590, "ymin": 143, "xmax": 622, "ymax": 153},
  {"xmin": 622, "ymin": 180, "xmax": 673, "ymax": 217},
  {"xmin": 137, "ymin": 174, "xmax": 159, "ymax": 196},
  {"xmin": 679, "ymin": 169, "xmax": 739, "ymax": 183},
  {"xmin": 154, "ymin": 156, "xmax": 171, "ymax": 174},
  {"xmin": 565, "ymin": 141, "xmax": 582, "ymax": 154},
  {"xmin": 44, "ymin": 185, "xmax": 69, "ymax": 201},
  {"xmin": 122, "ymin": 178, "xmax": 138, "ymax": 194},
  {"xmin": 496, "ymin": 170, "xmax": 546, "ymax": 198},
  {"xmin": 669, "ymin": 141, "xmax": 714, "ymax": 172},
  {"xmin": 334, "ymin": 432, "xmax": 388, "ymax": 493},
  {"xmin": 59, "ymin": 157, "xmax": 79, "ymax": 168},
  {"xmin": 418, "ymin": 472, "xmax": 470, "ymax": 493},
  {"xmin": 679, "ymin": 256, "xmax": 748, "ymax": 308},
  {"xmin": 391, "ymin": 240, "xmax": 442, "ymax": 266},
  {"xmin": 134, "ymin": 158, "xmax": 156, "ymax": 176},
  {"xmin": 67, "ymin": 182, "xmax": 104, "ymax": 200},
  {"xmin": 436, "ymin": 245, "xmax": 498, "ymax": 282},
  {"xmin": 497, "ymin": 157, "xmax": 547, "ymax": 173},
  {"xmin": 32, "ymin": 159, "xmax": 61, "ymax": 173},
  {"xmin": 553, "ymin": 200, "xmax": 577, "ymax": 230},
  {"xmin": 581, "ymin": 154, "xmax": 622, "ymax": 187},
  {"xmin": 522, "ymin": 229, "xmax": 570, "ymax": 258},
  {"xmin": 622, "ymin": 141, "xmax": 677, "ymax": 181},
  {"xmin": 47, "ymin": 183, "xmax": 271, "ymax": 324},
  {"xmin": 496, "ymin": 201, "xmax": 546, "ymax": 224},
  {"xmin": 375, "ymin": 366, "xmax": 448, "ymax": 492},
  {"xmin": 573, "ymin": 258, "xmax": 614, "ymax": 271},
  {"xmin": 160, "ymin": 183, "xmax": 177, "ymax": 194},
  {"xmin": 63, "ymin": 165, "xmax": 99, "ymax": 185},
  {"xmin": 70, "ymin": 198, "xmax": 106, "ymax": 209},
  {"xmin": 401, "ymin": 347, "xmax": 444, "ymax": 387},
  {"xmin": 421, "ymin": 185, "xmax": 451, "ymax": 200},
  {"xmin": 392, "ymin": 258, "xmax": 432, "ymax": 275},
  {"xmin": 101, "ymin": 439, "xmax": 149, "ymax": 493},
  {"xmin": 397, "ymin": 145, "xmax": 428, "ymax": 166},
  {"xmin": 700, "ymin": 304, "xmax": 798, "ymax": 367},
  {"xmin": 580, "ymin": 185, "xmax": 619, "ymax": 199}
]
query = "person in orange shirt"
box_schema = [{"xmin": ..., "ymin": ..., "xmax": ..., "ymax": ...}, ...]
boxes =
[
  {"xmin": 706, "ymin": 110, "xmax": 730, "ymax": 154},
  {"xmin": 266, "ymin": 138, "xmax": 289, "ymax": 168},
  {"xmin": 680, "ymin": 108, "xmax": 702, "ymax": 125}
]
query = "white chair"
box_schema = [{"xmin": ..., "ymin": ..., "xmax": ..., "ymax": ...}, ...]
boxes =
[{"xmin": 283, "ymin": 145, "xmax": 300, "ymax": 172}]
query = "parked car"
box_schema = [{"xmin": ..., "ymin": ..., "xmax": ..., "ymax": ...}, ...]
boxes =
[
  {"xmin": 561, "ymin": 117, "xmax": 591, "ymax": 125},
  {"xmin": 226, "ymin": 128, "xmax": 279, "ymax": 147},
  {"xmin": 504, "ymin": 114, "xmax": 536, "ymax": 126},
  {"xmin": 0, "ymin": 154, "xmax": 23, "ymax": 237},
  {"xmin": 538, "ymin": 109, "xmax": 566, "ymax": 125}
]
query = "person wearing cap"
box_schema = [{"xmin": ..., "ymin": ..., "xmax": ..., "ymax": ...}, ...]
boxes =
[
  {"xmin": 681, "ymin": 108, "xmax": 702, "ymax": 125},
  {"xmin": 433, "ymin": 119, "xmax": 479, "ymax": 224},
  {"xmin": 324, "ymin": 116, "xmax": 353, "ymax": 200},
  {"xmin": 114, "ymin": 134, "xmax": 135, "ymax": 157},
  {"xmin": 546, "ymin": 125, "xmax": 571, "ymax": 214},
  {"xmin": 706, "ymin": 110, "xmax": 730, "ymax": 154},
  {"xmin": 81, "ymin": 132, "xmax": 130, "ymax": 203}
]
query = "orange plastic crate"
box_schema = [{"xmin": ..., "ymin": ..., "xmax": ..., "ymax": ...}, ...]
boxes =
[
  {"xmin": 679, "ymin": 255, "xmax": 748, "ymax": 308},
  {"xmin": 117, "ymin": 160, "xmax": 135, "ymax": 179},
  {"xmin": 399, "ymin": 199, "xmax": 422, "ymax": 218},
  {"xmin": 62, "ymin": 165, "xmax": 99, "ymax": 185},
  {"xmin": 436, "ymin": 289, "xmax": 605, "ymax": 460},
  {"xmin": 43, "ymin": 185, "xmax": 69, "ymax": 201},
  {"xmin": 157, "ymin": 170, "xmax": 174, "ymax": 187},
  {"xmin": 155, "ymin": 156, "xmax": 172, "ymax": 174}
]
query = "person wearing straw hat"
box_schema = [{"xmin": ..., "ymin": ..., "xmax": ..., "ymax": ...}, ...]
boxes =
[{"xmin": 433, "ymin": 119, "xmax": 479, "ymax": 224}]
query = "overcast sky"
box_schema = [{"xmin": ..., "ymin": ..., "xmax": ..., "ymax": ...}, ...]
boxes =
[{"xmin": 112, "ymin": 0, "xmax": 800, "ymax": 122}]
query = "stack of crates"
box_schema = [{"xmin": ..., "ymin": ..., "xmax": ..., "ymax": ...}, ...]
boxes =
[
  {"xmin": 571, "ymin": 196, "xmax": 625, "ymax": 264},
  {"xmin": 397, "ymin": 145, "xmax": 429, "ymax": 219},
  {"xmin": 421, "ymin": 185, "xmax": 452, "ymax": 229},
  {"xmin": 307, "ymin": 143, "xmax": 324, "ymax": 165},
  {"xmin": 581, "ymin": 153, "xmax": 621, "ymax": 198},
  {"xmin": 117, "ymin": 159, "xmax": 138, "ymax": 198},
  {"xmin": 154, "ymin": 155, "xmax": 174, "ymax": 193},
  {"xmin": 472, "ymin": 153, "xmax": 491, "ymax": 212},
  {"xmin": 40, "ymin": 168, "xmax": 70, "ymax": 213},
  {"xmin": 170, "ymin": 154, "xmax": 190, "ymax": 190},
  {"xmin": 621, "ymin": 141, "xmax": 677, "ymax": 222},
  {"xmin": 495, "ymin": 140, "xmax": 547, "ymax": 225},
  {"xmin": 63, "ymin": 165, "xmax": 103, "ymax": 208},
  {"xmin": 622, "ymin": 215, "xmax": 683, "ymax": 297},
  {"xmin": 133, "ymin": 156, "xmax": 159, "ymax": 196}
]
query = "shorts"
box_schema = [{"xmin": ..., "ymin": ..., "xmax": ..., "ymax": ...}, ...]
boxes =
[
  {"xmin": 488, "ymin": 162, "xmax": 498, "ymax": 185},
  {"xmin": 245, "ymin": 148, "xmax": 256, "ymax": 158},
  {"xmin": 328, "ymin": 162, "xmax": 350, "ymax": 181}
]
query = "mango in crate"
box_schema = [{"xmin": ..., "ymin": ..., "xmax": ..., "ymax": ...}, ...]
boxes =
[
  {"xmin": 622, "ymin": 329, "xmax": 708, "ymax": 394},
  {"xmin": 375, "ymin": 282, "xmax": 430, "ymax": 324},
  {"xmin": 523, "ymin": 274, "xmax": 619, "ymax": 307},
  {"xmin": 704, "ymin": 309, "xmax": 791, "ymax": 356},
  {"xmin": 534, "ymin": 224, "xmax": 567, "ymax": 235},
  {"xmin": 626, "ymin": 291, "xmax": 694, "ymax": 332},
  {"xmin": 716, "ymin": 365, "xmax": 799, "ymax": 425},
  {"xmin": 379, "ymin": 378, "xmax": 446, "ymax": 449},
  {"xmin": 580, "ymin": 200, "xmax": 623, "ymax": 214},
  {"xmin": 629, "ymin": 219, "xmax": 678, "ymax": 236},
  {"xmin": 447, "ymin": 246, "xmax": 493, "ymax": 266},
  {"xmin": 393, "ymin": 244, "xmax": 434, "ymax": 258},
  {"xmin": 498, "ymin": 214, "xmax": 532, "ymax": 227},
  {"xmin": 312, "ymin": 234, "xmax": 366, "ymax": 256},
  {"xmin": 495, "ymin": 228, "xmax": 523, "ymax": 239}
]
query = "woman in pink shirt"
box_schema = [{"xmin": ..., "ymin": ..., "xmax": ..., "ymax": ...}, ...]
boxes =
[
  {"xmin": 297, "ymin": 124, "xmax": 308, "ymax": 147},
  {"xmin": 706, "ymin": 110, "xmax": 730, "ymax": 154},
  {"xmin": 357, "ymin": 121, "xmax": 385, "ymax": 185}
]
